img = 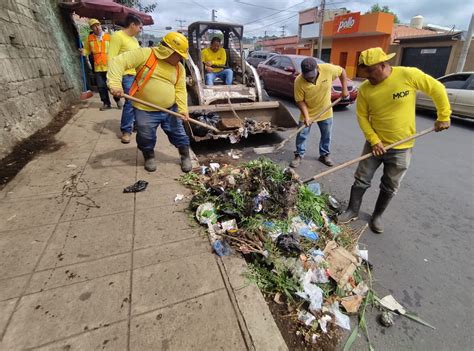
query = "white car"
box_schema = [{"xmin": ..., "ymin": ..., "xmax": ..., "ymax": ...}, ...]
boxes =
[{"xmin": 416, "ymin": 72, "xmax": 474, "ymax": 119}]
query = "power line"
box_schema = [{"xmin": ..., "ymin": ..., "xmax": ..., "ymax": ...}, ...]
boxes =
[
  {"xmin": 245, "ymin": 13, "xmax": 299, "ymax": 34},
  {"xmin": 234, "ymin": 0, "xmax": 305, "ymax": 12},
  {"xmin": 243, "ymin": 0, "xmax": 310, "ymax": 25}
]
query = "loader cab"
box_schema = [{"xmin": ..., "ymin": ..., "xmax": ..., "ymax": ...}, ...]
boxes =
[
  {"xmin": 186, "ymin": 21, "xmax": 265, "ymax": 105},
  {"xmin": 188, "ymin": 21, "xmax": 245, "ymax": 85}
]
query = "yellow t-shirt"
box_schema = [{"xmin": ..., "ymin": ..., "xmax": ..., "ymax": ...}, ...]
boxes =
[
  {"xmin": 201, "ymin": 47, "xmax": 227, "ymax": 72},
  {"xmin": 107, "ymin": 47, "xmax": 187, "ymax": 113},
  {"xmin": 108, "ymin": 30, "xmax": 140, "ymax": 76},
  {"xmin": 356, "ymin": 66, "xmax": 451, "ymax": 149},
  {"xmin": 294, "ymin": 63, "xmax": 343, "ymax": 122}
]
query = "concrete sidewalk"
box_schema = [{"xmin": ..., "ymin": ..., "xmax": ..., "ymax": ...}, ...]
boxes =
[{"xmin": 0, "ymin": 98, "xmax": 287, "ymax": 350}]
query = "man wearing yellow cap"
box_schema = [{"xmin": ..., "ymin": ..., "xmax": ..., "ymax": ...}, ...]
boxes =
[
  {"xmin": 338, "ymin": 47, "xmax": 451, "ymax": 234},
  {"xmin": 109, "ymin": 14, "xmax": 142, "ymax": 144},
  {"xmin": 108, "ymin": 32, "xmax": 192, "ymax": 173},
  {"xmin": 80, "ymin": 19, "xmax": 121, "ymax": 110}
]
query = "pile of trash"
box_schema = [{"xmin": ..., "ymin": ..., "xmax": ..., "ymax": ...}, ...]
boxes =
[
  {"xmin": 189, "ymin": 111, "xmax": 273, "ymax": 143},
  {"xmin": 180, "ymin": 158, "xmax": 434, "ymax": 349}
]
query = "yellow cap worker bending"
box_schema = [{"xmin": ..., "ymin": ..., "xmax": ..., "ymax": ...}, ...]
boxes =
[
  {"xmin": 107, "ymin": 32, "xmax": 192, "ymax": 173},
  {"xmin": 338, "ymin": 47, "xmax": 451, "ymax": 234}
]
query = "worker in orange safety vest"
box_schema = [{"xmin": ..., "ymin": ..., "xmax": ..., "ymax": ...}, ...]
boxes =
[{"xmin": 80, "ymin": 18, "xmax": 121, "ymax": 111}]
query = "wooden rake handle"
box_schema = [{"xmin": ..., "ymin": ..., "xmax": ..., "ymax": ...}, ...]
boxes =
[
  {"xmin": 123, "ymin": 94, "xmax": 220, "ymax": 133},
  {"xmin": 303, "ymin": 127, "xmax": 436, "ymax": 184},
  {"xmin": 276, "ymin": 97, "xmax": 342, "ymax": 150}
]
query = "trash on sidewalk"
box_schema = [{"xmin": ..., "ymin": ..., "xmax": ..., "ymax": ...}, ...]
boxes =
[
  {"xmin": 298, "ymin": 310, "xmax": 316, "ymax": 326},
  {"xmin": 196, "ymin": 202, "xmax": 218, "ymax": 225},
  {"xmin": 324, "ymin": 241, "xmax": 360, "ymax": 289},
  {"xmin": 319, "ymin": 314, "xmax": 332, "ymax": 333},
  {"xmin": 341, "ymin": 295, "xmax": 364, "ymax": 314},
  {"xmin": 123, "ymin": 180, "xmax": 148, "ymax": 193},
  {"xmin": 178, "ymin": 158, "xmax": 381, "ymax": 348},
  {"xmin": 379, "ymin": 294, "xmax": 406, "ymax": 315},
  {"xmin": 174, "ymin": 194, "xmax": 184, "ymax": 202},
  {"xmin": 378, "ymin": 311, "xmax": 395, "ymax": 327},
  {"xmin": 328, "ymin": 302, "xmax": 351, "ymax": 330}
]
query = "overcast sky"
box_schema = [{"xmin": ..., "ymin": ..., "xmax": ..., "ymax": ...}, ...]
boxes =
[{"xmin": 141, "ymin": 0, "xmax": 472, "ymax": 37}]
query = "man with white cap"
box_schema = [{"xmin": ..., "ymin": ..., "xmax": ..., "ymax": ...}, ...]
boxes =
[
  {"xmin": 338, "ymin": 47, "xmax": 451, "ymax": 233},
  {"xmin": 108, "ymin": 32, "xmax": 192, "ymax": 173},
  {"xmin": 290, "ymin": 57, "xmax": 349, "ymax": 168}
]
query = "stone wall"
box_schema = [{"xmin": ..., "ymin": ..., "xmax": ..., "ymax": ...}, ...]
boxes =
[{"xmin": 0, "ymin": 0, "xmax": 81, "ymax": 159}]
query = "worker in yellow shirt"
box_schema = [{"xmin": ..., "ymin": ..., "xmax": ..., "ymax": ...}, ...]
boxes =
[
  {"xmin": 81, "ymin": 19, "xmax": 122, "ymax": 111},
  {"xmin": 290, "ymin": 57, "xmax": 349, "ymax": 168},
  {"xmin": 201, "ymin": 37, "xmax": 233, "ymax": 85},
  {"xmin": 338, "ymin": 47, "xmax": 451, "ymax": 233},
  {"xmin": 108, "ymin": 32, "xmax": 192, "ymax": 173},
  {"xmin": 108, "ymin": 14, "xmax": 142, "ymax": 144}
]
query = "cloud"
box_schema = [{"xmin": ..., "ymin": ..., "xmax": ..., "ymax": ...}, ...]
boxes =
[{"xmin": 141, "ymin": 0, "xmax": 472, "ymax": 37}]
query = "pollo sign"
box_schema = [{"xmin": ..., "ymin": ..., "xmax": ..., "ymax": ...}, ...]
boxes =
[{"xmin": 334, "ymin": 12, "xmax": 360, "ymax": 35}]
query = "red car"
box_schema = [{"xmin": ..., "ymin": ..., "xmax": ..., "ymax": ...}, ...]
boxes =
[{"xmin": 257, "ymin": 54, "xmax": 358, "ymax": 105}]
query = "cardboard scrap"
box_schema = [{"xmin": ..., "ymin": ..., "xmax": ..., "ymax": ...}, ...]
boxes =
[
  {"xmin": 352, "ymin": 281, "xmax": 369, "ymax": 296},
  {"xmin": 380, "ymin": 295, "xmax": 406, "ymax": 315},
  {"xmin": 323, "ymin": 241, "xmax": 360, "ymax": 288},
  {"xmin": 341, "ymin": 295, "xmax": 364, "ymax": 314}
]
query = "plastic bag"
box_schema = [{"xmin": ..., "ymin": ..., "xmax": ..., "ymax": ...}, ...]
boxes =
[
  {"xmin": 328, "ymin": 302, "xmax": 351, "ymax": 330},
  {"xmin": 296, "ymin": 270, "xmax": 323, "ymax": 311},
  {"xmin": 190, "ymin": 112, "xmax": 220, "ymax": 137}
]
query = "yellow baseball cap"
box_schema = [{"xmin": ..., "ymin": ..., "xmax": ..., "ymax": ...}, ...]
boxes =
[
  {"xmin": 88, "ymin": 19, "xmax": 100, "ymax": 28},
  {"xmin": 358, "ymin": 47, "xmax": 396, "ymax": 66}
]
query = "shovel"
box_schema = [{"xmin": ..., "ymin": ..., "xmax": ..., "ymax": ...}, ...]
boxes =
[
  {"xmin": 123, "ymin": 94, "xmax": 220, "ymax": 133},
  {"xmin": 253, "ymin": 97, "xmax": 342, "ymax": 155},
  {"xmin": 303, "ymin": 127, "xmax": 435, "ymax": 184}
]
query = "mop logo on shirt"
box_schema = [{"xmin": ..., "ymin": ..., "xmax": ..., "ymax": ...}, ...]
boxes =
[{"xmin": 393, "ymin": 90, "xmax": 409, "ymax": 100}]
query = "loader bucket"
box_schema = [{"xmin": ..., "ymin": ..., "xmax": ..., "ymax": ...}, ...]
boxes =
[{"xmin": 187, "ymin": 101, "xmax": 297, "ymax": 142}]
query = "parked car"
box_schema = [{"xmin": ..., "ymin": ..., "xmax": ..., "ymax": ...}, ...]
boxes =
[
  {"xmin": 416, "ymin": 72, "xmax": 474, "ymax": 119},
  {"xmin": 256, "ymin": 54, "xmax": 358, "ymax": 106},
  {"xmin": 247, "ymin": 51, "xmax": 277, "ymax": 68}
]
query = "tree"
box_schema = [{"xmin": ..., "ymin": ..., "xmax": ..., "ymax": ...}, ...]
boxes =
[
  {"xmin": 115, "ymin": 0, "xmax": 157, "ymax": 13},
  {"xmin": 366, "ymin": 4, "xmax": 400, "ymax": 24}
]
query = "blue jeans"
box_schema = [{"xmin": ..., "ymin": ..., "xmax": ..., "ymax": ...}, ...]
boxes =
[
  {"xmin": 205, "ymin": 69, "xmax": 233, "ymax": 85},
  {"xmin": 295, "ymin": 117, "xmax": 333, "ymax": 157},
  {"xmin": 120, "ymin": 75, "xmax": 136, "ymax": 134},
  {"xmin": 135, "ymin": 106, "xmax": 190, "ymax": 153}
]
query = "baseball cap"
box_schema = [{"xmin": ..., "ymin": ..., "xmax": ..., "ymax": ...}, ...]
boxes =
[
  {"xmin": 88, "ymin": 19, "xmax": 101, "ymax": 28},
  {"xmin": 358, "ymin": 47, "xmax": 395, "ymax": 66},
  {"xmin": 301, "ymin": 57, "xmax": 318, "ymax": 80}
]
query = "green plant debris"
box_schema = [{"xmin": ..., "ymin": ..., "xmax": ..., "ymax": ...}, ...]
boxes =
[{"xmin": 180, "ymin": 157, "xmax": 399, "ymax": 350}]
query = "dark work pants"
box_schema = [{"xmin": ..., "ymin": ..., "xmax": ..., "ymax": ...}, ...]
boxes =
[{"xmin": 95, "ymin": 71, "xmax": 119, "ymax": 106}]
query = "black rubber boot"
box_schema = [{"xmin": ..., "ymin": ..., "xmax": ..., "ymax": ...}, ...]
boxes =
[
  {"xmin": 142, "ymin": 150, "xmax": 156, "ymax": 172},
  {"xmin": 369, "ymin": 190, "xmax": 394, "ymax": 234},
  {"xmin": 337, "ymin": 186, "xmax": 367, "ymax": 224},
  {"xmin": 178, "ymin": 146, "xmax": 192, "ymax": 173}
]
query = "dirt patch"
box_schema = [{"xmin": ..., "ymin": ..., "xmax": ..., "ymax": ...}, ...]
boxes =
[
  {"xmin": 0, "ymin": 104, "xmax": 82, "ymax": 190},
  {"xmin": 266, "ymin": 297, "xmax": 343, "ymax": 351}
]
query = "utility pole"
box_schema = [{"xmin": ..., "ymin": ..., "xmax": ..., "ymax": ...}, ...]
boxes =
[
  {"xmin": 456, "ymin": 13, "xmax": 473, "ymax": 72},
  {"xmin": 175, "ymin": 19, "xmax": 186, "ymax": 30},
  {"xmin": 280, "ymin": 25, "xmax": 286, "ymax": 37},
  {"xmin": 212, "ymin": 9, "xmax": 217, "ymax": 22},
  {"xmin": 264, "ymin": 30, "xmax": 267, "ymax": 39},
  {"xmin": 317, "ymin": 0, "xmax": 326, "ymax": 59}
]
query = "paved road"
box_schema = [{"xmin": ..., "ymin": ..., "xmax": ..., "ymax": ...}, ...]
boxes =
[{"xmin": 193, "ymin": 97, "xmax": 473, "ymax": 350}]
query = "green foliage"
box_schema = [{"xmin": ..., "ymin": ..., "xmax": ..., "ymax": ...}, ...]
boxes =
[
  {"xmin": 246, "ymin": 259, "xmax": 300, "ymax": 301},
  {"xmin": 243, "ymin": 157, "xmax": 290, "ymax": 186},
  {"xmin": 115, "ymin": 0, "xmax": 157, "ymax": 13},
  {"xmin": 366, "ymin": 3, "xmax": 400, "ymax": 23},
  {"xmin": 296, "ymin": 186, "xmax": 329, "ymax": 226}
]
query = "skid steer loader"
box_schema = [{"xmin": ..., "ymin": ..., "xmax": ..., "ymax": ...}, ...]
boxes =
[{"xmin": 184, "ymin": 21, "xmax": 297, "ymax": 142}]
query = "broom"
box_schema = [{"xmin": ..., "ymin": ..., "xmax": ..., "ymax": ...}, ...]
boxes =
[{"xmin": 76, "ymin": 26, "xmax": 93, "ymax": 100}]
